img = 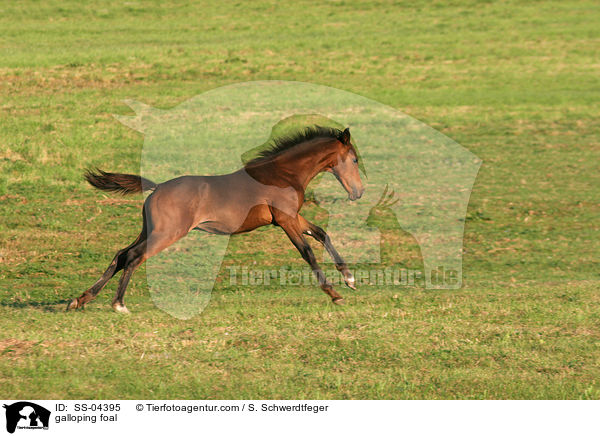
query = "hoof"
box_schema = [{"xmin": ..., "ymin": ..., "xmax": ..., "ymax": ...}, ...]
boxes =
[
  {"xmin": 66, "ymin": 299, "xmax": 80, "ymax": 311},
  {"xmin": 332, "ymin": 297, "xmax": 345, "ymax": 305},
  {"xmin": 344, "ymin": 275, "xmax": 357, "ymax": 290},
  {"xmin": 112, "ymin": 303, "xmax": 130, "ymax": 314}
]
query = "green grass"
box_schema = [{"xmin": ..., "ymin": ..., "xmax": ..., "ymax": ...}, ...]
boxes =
[{"xmin": 1, "ymin": 0, "xmax": 599, "ymax": 399}]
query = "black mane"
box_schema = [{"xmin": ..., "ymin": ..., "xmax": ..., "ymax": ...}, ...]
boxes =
[{"xmin": 244, "ymin": 125, "xmax": 343, "ymax": 167}]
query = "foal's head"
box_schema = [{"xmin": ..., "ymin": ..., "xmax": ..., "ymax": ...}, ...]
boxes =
[{"xmin": 327, "ymin": 128, "xmax": 364, "ymax": 201}]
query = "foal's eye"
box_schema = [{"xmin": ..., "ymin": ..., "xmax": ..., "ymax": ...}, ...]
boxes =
[{"xmin": 352, "ymin": 158, "xmax": 358, "ymax": 164}]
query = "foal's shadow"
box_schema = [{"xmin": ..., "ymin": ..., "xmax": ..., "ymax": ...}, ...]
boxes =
[{"xmin": 1, "ymin": 298, "xmax": 71, "ymax": 312}]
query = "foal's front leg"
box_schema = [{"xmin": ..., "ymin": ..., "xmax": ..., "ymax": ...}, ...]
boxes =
[
  {"xmin": 298, "ymin": 215, "xmax": 356, "ymax": 290},
  {"xmin": 278, "ymin": 216, "xmax": 345, "ymax": 305}
]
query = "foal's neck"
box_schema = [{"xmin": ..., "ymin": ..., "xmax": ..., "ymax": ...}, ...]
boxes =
[{"xmin": 265, "ymin": 138, "xmax": 338, "ymax": 191}]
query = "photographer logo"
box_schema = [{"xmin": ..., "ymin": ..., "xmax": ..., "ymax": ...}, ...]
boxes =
[{"xmin": 3, "ymin": 402, "xmax": 50, "ymax": 434}]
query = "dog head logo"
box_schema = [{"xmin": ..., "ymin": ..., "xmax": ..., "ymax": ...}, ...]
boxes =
[{"xmin": 3, "ymin": 402, "xmax": 50, "ymax": 434}]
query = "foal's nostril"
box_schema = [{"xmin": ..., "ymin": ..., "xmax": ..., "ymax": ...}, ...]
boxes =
[{"xmin": 351, "ymin": 187, "xmax": 363, "ymax": 200}]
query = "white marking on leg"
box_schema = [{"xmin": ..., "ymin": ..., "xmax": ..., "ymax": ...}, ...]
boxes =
[{"xmin": 112, "ymin": 303, "xmax": 130, "ymax": 314}]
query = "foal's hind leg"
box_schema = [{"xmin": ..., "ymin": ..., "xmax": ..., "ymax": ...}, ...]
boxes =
[
  {"xmin": 111, "ymin": 232, "xmax": 185, "ymax": 313},
  {"xmin": 67, "ymin": 237, "xmax": 142, "ymax": 311},
  {"xmin": 110, "ymin": 240, "xmax": 147, "ymax": 313},
  {"xmin": 298, "ymin": 215, "xmax": 356, "ymax": 290}
]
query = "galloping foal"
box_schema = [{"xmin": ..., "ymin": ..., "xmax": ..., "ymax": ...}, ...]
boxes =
[{"xmin": 68, "ymin": 126, "xmax": 364, "ymax": 313}]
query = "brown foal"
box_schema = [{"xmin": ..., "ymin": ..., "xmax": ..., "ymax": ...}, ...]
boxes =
[{"xmin": 68, "ymin": 126, "xmax": 364, "ymax": 313}]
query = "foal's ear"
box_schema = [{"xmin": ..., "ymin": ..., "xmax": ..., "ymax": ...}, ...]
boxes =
[{"xmin": 340, "ymin": 127, "xmax": 351, "ymax": 145}]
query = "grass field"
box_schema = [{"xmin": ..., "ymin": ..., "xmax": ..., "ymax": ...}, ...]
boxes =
[{"xmin": 1, "ymin": 0, "xmax": 599, "ymax": 399}]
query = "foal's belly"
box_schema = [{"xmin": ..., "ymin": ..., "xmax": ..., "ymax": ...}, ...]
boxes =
[{"xmin": 194, "ymin": 203, "xmax": 274, "ymax": 235}]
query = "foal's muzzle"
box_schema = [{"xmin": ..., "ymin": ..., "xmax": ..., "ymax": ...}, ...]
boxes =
[{"xmin": 348, "ymin": 186, "xmax": 364, "ymax": 201}]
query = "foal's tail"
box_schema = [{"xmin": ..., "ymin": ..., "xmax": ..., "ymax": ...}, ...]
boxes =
[{"xmin": 84, "ymin": 168, "xmax": 157, "ymax": 195}]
